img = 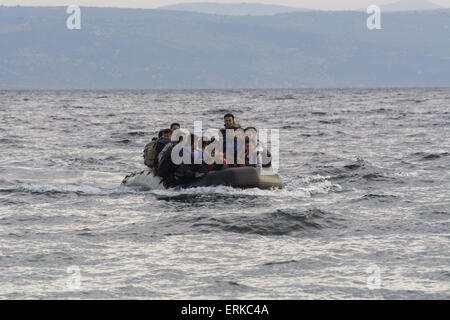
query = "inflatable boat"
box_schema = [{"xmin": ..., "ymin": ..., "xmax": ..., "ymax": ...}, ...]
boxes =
[{"xmin": 122, "ymin": 167, "xmax": 283, "ymax": 190}]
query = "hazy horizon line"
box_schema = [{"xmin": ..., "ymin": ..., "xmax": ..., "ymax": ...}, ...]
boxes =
[
  {"xmin": 1, "ymin": 4, "xmax": 450, "ymax": 13},
  {"xmin": 2, "ymin": 86, "xmax": 449, "ymax": 91},
  {"xmin": 1, "ymin": 2, "xmax": 448, "ymax": 12}
]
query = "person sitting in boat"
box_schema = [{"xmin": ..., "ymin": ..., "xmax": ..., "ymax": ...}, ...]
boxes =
[
  {"xmin": 143, "ymin": 129, "xmax": 165, "ymax": 169},
  {"xmin": 224, "ymin": 113, "xmax": 241, "ymax": 129},
  {"xmin": 202, "ymin": 138, "xmax": 228, "ymax": 171},
  {"xmin": 244, "ymin": 127, "xmax": 262, "ymax": 168},
  {"xmin": 244, "ymin": 127, "xmax": 272, "ymax": 168},
  {"xmin": 190, "ymin": 135, "xmax": 210, "ymax": 175},
  {"xmin": 170, "ymin": 122, "xmax": 180, "ymax": 131},
  {"xmin": 244, "ymin": 136, "xmax": 262, "ymax": 169},
  {"xmin": 157, "ymin": 133, "xmax": 208, "ymax": 188},
  {"xmin": 153, "ymin": 128, "xmax": 172, "ymax": 173},
  {"xmin": 144, "ymin": 126, "xmax": 180, "ymax": 171}
]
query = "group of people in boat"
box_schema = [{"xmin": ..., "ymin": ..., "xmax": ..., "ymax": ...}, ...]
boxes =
[{"xmin": 143, "ymin": 113, "xmax": 271, "ymax": 188}]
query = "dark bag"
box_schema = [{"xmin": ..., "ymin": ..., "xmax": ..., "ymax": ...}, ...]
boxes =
[{"xmin": 143, "ymin": 139, "xmax": 158, "ymax": 168}]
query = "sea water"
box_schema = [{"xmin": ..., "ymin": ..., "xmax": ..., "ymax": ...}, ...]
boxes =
[{"xmin": 0, "ymin": 88, "xmax": 449, "ymax": 299}]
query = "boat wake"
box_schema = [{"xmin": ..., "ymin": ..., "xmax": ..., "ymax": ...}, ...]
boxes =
[{"xmin": 2, "ymin": 173, "xmax": 341, "ymax": 200}]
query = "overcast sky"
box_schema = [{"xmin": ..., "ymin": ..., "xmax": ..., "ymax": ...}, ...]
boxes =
[{"xmin": 1, "ymin": 0, "xmax": 449, "ymax": 10}]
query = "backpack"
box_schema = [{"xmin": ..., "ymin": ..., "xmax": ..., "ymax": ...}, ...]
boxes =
[{"xmin": 143, "ymin": 139, "xmax": 158, "ymax": 168}]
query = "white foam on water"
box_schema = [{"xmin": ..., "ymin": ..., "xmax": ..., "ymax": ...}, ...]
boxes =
[
  {"xmin": 15, "ymin": 183, "xmax": 143, "ymax": 195},
  {"xmin": 12, "ymin": 173, "xmax": 341, "ymax": 199},
  {"xmin": 147, "ymin": 174, "xmax": 341, "ymax": 199},
  {"xmin": 298, "ymin": 175, "xmax": 343, "ymax": 195}
]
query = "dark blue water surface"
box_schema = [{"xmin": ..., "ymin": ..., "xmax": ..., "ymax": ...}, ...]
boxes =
[{"xmin": 0, "ymin": 88, "xmax": 449, "ymax": 299}]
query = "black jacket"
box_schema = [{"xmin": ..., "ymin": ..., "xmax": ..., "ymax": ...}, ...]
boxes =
[
  {"xmin": 157, "ymin": 144, "xmax": 208, "ymax": 188},
  {"xmin": 220, "ymin": 124, "xmax": 243, "ymax": 165},
  {"xmin": 153, "ymin": 139, "xmax": 169, "ymax": 169}
]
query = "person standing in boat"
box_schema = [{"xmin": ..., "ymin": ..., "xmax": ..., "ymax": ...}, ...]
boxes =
[
  {"xmin": 220, "ymin": 113, "xmax": 244, "ymax": 167},
  {"xmin": 221, "ymin": 113, "xmax": 241, "ymax": 135},
  {"xmin": 225, "ymin": 113, "xmax": 240, "ymax": 129}
]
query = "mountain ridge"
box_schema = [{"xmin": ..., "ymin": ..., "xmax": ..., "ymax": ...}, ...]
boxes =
[
  {"xmin": 157, "ymin": 2, "xmax": 310, "ymax": 16},
  {"xmin": 1, "ymin": 6, "xmax": 450, "ymax": 89},
  {"xmin": 381, "ymin": 0, "xmax": 443, "ymax": 12}
]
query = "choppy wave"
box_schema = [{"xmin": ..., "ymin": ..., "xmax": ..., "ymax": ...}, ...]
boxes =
[
  {"xmin": 1, "ymin": 88, "xmax": 449, "ymax": 299},
  {"xmin": 13, "ymin": 183, "xmax": 138, "ymax": 195},
  {"xmin": 8, "ymin": 174, "xmax": 340, "ymax": 199},
  {"xmin": 153, "ymin": 207, "xmax": 344, "ymax": 236}
]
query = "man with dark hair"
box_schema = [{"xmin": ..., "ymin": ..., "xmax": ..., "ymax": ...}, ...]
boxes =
[
  {"xmin": 244, "ymin": 127, "xmax": 272, "ymax": 168},
  {"xmin": 153, "ymin": 128, "xmax": 172, "ymax": 172},
  {"xmin": 143, "ymin": 129, "xmax": 167, "ymax": 169},
  {"xmin": 220, "ymin": 113, "xmax": 243, "ymax": 167},
  {"xmin": 157, "ymin": 133, "xmax": 207, "ymax": 188},
  {"xmin": 223, "ymin": 114, "xmax": 240, "ymax": 130},
  {"xmin": 170, "ymin": 123, "xmax": 180, "ymax": 131}
]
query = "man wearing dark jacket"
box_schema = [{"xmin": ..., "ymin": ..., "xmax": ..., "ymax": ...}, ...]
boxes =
[
  {"xmin": 153, "ymin": 128, "xmax": 172, "ymax": 172},
  {"xmin": 157, "ymin": 134, "xmax": 208, "ymax": 188},
  {"xmin": 222, "ymin": 113, "xmax": 241, "ymax": 132},
  {"xmin": 220, "ymin": 113, "xmax": 244, "ymax": 167}
]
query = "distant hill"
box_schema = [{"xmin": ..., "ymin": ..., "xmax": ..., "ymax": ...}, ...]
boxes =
[
  {"xmin": 157, "ymin": 2, "xmax": 309, "ymax": 16},
  {"xmin": 1, "ymin": 6, "xmax": 450, "ymax": 89},
  {"xmin": 381, "ymin": 0, "xmax": 443, "ymax": 11}
]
